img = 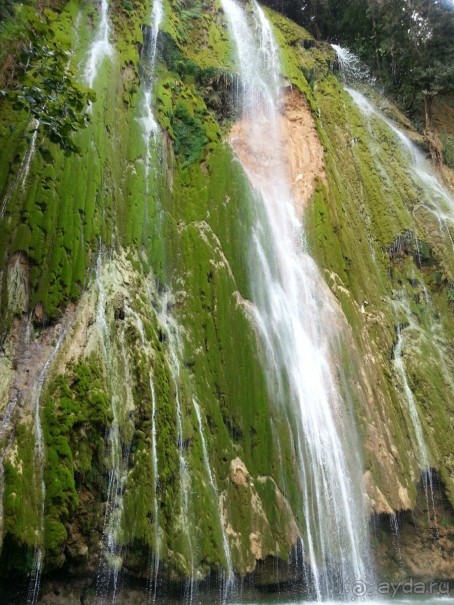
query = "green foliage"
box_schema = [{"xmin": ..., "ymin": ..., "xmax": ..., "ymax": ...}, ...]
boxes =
[
  {"xmin": 1, "ymin": 8, "xmax": 95, "ymax": 156},
  {"xmin": 440, "ymin": 132, "xmax": 454, "ymax": 167},
  {"xmin": 263, "ymin": 0, "xmax": 454, "ymax": 123}
]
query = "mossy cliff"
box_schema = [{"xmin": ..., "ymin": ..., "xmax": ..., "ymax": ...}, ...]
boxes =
[{"xmin": 0, "ymin": 0, "xmax": 453, "ymax": 601}]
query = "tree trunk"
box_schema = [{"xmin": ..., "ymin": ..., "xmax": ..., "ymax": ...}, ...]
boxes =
[{"xmin": 423, "ymin": 91, "xmax": 432, "ymax": 130}]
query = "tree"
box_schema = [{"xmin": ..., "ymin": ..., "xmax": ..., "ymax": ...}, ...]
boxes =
[
  {"xmin": 0, "ymin": 6, "xmax": 95, "ymax": 157},
  {"xmin": 262, "ymin": 0, "xmax": 454, "ymax": 128}
]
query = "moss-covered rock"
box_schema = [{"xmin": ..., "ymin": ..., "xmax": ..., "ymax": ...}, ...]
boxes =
[{"xmin": 0, "ymin": 0, "xmax": 453, "ymax": 599}]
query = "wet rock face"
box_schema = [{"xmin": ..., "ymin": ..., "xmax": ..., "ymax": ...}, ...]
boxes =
[
  {"xmin": 229, "ymin": 87, "xmax": 325, "ymax": 217},
  {"xmin": 0, "ymin": 0, "xmax": 454, "ymax": 599},
  {"xmin": 372, "ymin": 471, "xmax": 454, "ymax": 583}
]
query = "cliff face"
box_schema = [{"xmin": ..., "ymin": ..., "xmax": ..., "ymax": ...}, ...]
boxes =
[{"xmin": 0, "ymin": 0, "xmax": 453, "ymax": 602}]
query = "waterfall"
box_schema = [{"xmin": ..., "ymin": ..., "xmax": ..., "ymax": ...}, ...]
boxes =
[
  {"xmin": 148, "ymin": 375, "xmax": 160, "ymax": 600},
  {"xmin": 221, "ymin": 0, "xmax": 371, "ymax": 597},
  {"xmin": 131, "ymin": 312, "xmax": 161, "ymax": 600},
  {"xmin": 134, "ymin": 8, "xmax": 165, "ymax": 585},
  {"xmin": 27, "ymin": 322, "xmax": 69, "ymax": 605},
  {"xmin": 85, "ymin": 0, "xmax": 113, "ymax": 88},
  {"xmin": 95, "ymin": 256, "xmax": 134, "ymax": 604},
  {"xmin": 331, "ymin": 44, "xmax": 372, "ymax": 85},
  {"xmin": 333, "ymin": 46, "xmax": 454, "ymax": 244},
  {"xmin": 393, "ymin": 327, "xmax": 430, "ymax": 469},
  {"xmin": 348, "ymin": 87, "xmax": 454, "ymax": 227},
  {"xmin": 139, "ymin": 0, "xmax": 163, "ymax": 222},
  {"xmin": 389, "ymin": 513, "xmax": 403, "ymax": 569},
  {"xmin": 193, "ymin": 400, "xmax": 234, "ymax": 602},
  {"xmin": 0, "ymin": 119, "xmax": 39, "ymax": 220},
  {"xmin": 140, "ymin": 0, "xmax": 163, "ymax": 142},
  {"xmin": 155, "ymin": 293, "xmax": 195, "ymax": 603},
  {"xmin": 333, "ymin": 44, "xmax": 450, "ymax": 528},
  {"xmin": 393, "ymin": 322, "xmax": 439, "ymax": 529},
  {"xmin": 390, "ymin": 294, "xmax": 439, "ymax": 529}
]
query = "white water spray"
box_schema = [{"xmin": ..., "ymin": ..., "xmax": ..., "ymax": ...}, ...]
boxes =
[
  {"xmin": 332, "ymin": 44, "xmax": 372, "ymax": 85},
  {"xmin": 391, "ymin": 295, "xmax": 439, "ymax": 529},
  {"xmin": 389, "ymin": 513, "xmax": 403, "ymax": 569},
  {"xmin": 139, "ymin": 0, "xmax": 163, "ymax": 222},
  {"xmin": 394, "ymin": 327, "xmax": 430, "ymax": 469},
  {"xmin": 140, "ymin": 0, "xmax": 163, "ymax": 141},
  {"xmin": 85, "ymin": 0, "xmax": 113, "ymax": 88},
  {"xmin": 221, "ymin": 1, "xmax": 371, "ymax": 596}
]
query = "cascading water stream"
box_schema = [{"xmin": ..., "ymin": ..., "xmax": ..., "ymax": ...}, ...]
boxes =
[
  {"xmin": 389, "ymin": 513, "xmax": 403, "ymax": 569},
  {"xmin": 333, "ymin": 45, "xmax": 447, "ymax": 529},
  {"xmin": 140, "ymin": 0, "xmax": 163, "ymax": 144},
  {"xmin": 155, "ymin": 293, "xmax": 195, "ymax": 603},
  {"xmin": 333, "ymin": 45, "xmax": 454, "ymax": 246},
  {"xmin": 147, "ymin": 375, "xmax": 160, "ymax": 600},
  {"xmin": 138, "ymin": 0, "xmax": 163, "ymax": 224},
  {"xmin": 95, "ymin": 256, "xmax": 134, "ymax": 604},
  {"xmin": 394, "ymin": 327, "xmax": 430, "ymax": 469},
  {"xmin": 221, "ymin": 0, "xmax": 371, "ymax": 596},
  {"xmin": 85, "ymin": 0, "xmax": 113, "ymax": 88},
  {"xmin": 193, "ymin": 400, "xmax": 234, "ymax": 602},
  {"xmin": 131, "ymin": 312, "xmax": 161, "ymax": 600},
  {"xmin": 0, "ymin": 119, "xmax": 39, "ymax": 220},
  {"xmin": 27, "ymin": 322, "xmax": 69, "ymax": 605},
  {"xmin": 391, "ymin": 294, "xmax": 438, "ymax": 528}
]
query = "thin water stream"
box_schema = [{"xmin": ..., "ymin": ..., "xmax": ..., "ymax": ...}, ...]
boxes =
[
  {"xmin": 140, "ymin": 0, "xmax": 163, "ymax": 144},
  {"xmin": 138, "ymin": 0, "xmax": 163, "ymax": 227},
  {"xmin": 95, "ymin": 256, "xmax": 135, "ymax": 604},
  {"xmin": 390, "ymin": 294, "xmax": 439, "ymax": 529},
  {"xmin": 85, "ymin": 0, "xmax": 113, "ymax": 88},
  {"xmin": 155, "ymin": 292, "xmax": 195, "ymax": 604},
  {"xmin": 27, "ymin": 321, "xmax": 70, "ymax": 605},
  {"xmin": 334, "ymin": 45, "xmax": 454, "ymax": 245},
  {"xmin": 193, "ymin": 399, "xmax": 234, "ymax": 601},
  {"xmin": 333, "ymin": 45, "xmax": 448, "ymax": 534},
  {"xmin": 0, "ymin": 119, "xmax": 39, "ymax": 220},
  {"xmin": 131, "ymin": 311, "xmax": 161, "ymax": 600}
]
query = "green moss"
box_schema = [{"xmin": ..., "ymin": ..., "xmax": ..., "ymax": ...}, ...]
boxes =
[
  {"xmin": 1, "ymin": 422, "xmax": 40, "ymax": 558},
  {"xmin": 39, "ymin": 356, "xmax": 111, "ymax": 568},
  {"xmin": 171, "ymin": 104, "xmax": 208, "ymax": 166}
]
